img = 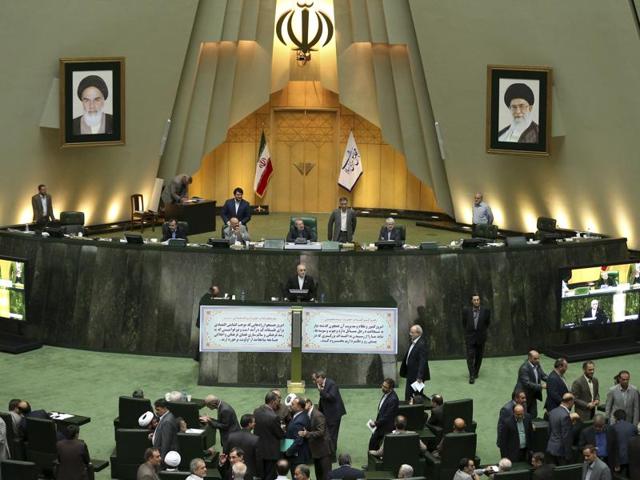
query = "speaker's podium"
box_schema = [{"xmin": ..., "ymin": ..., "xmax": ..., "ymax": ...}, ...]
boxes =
[{"xmin": 197, "ymin": 298, "xmax": 398, "ymax": 388}]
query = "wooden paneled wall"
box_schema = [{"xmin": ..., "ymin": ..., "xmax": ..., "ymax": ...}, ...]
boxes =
[{"xmin": 192, "ymin": 82, "xmax": 439, "ymax": 212}]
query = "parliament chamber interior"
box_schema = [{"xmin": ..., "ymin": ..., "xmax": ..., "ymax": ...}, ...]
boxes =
[{"xmin": 1, "ymin": 1, "xmax": 640, "ymax": 480}]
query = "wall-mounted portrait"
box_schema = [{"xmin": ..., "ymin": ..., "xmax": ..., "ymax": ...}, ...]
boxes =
[
  {"xmin": 486, "ymin": 65, "xmax": 552, "ymax": 156},
  {"xmin": 60, "ymin": 57, "xmax": 125, "ymax": 147}
]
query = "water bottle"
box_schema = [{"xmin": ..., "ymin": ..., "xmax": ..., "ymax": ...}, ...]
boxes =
[
  {"xmin": 320, "ymin": 293, "xmax": 326, "ymax": 303},
  {"xmin": 240, "ymin": 290, "xmax": 246, "ymax": 301}
]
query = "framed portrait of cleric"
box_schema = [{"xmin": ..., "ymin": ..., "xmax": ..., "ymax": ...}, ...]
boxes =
[
  {"xmin": 486, "ymin": 65, "xmax": 552, "ymax": 156},
  {"xmin": 59, "ymin": 57, "xmax": 125, "ymax": 147}
]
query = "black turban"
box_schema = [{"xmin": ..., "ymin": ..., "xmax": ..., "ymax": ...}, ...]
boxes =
[
  {"xmin": 504, "ymin": 82, "xmax": 534, "ymax": 107},
  {"xmin": 77, "ymin": 75, "xmax": 109, "ymax": 100}
]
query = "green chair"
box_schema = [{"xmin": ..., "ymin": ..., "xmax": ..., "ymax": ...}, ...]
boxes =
[
  {"xmin": 0, "ymin": 411, "xmax": 25, "ymax": 460},
  {"xmin": 111, "ymin": 428, "xmax": 152, "ymax": 480},
  {"xmin": 368, "ymin": 433, "xmax": 424, "ymax": 479},
  {"xmin": 424, "ymin": 432, "xmax": 477, "ymax": 480},
  {"xmin": 167, "ymin": 401, "xmax": 201, "ymax": 429},
  {"xmin": 289, "ymin": 216, "xmax": 318, "ymax": 239},
  {"xmin": 398, "ymin": 404, "xmax": 436, "ymax": 448},
  {"xmin": 116, "ymin": 396, "xmax": 152, "ymax": 429},
  {"xmin": 494, "ymin": 469, "xmax": 532, "ymax": 480},
  {"xmin": 60, "ymin": 211, "xmax": 85, "ymax": 235},
  {"xmin": 427, "ymin": 399, "xmax": 476, "ymax": 441},
  {"xmin": 0, "ymin": 459, "xmax": 39, "ymax": 480},
  {"xmin": 551, "ymin": 464, "xmax": 582, "ymax": 480},
  {"xmin": 530, "ymin": 420, "xmax": 549, "ymax": 454}
]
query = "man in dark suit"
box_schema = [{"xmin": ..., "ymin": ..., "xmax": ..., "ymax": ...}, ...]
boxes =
[
  {"xmin": 300, "ymin": 398, "xmax": 333, "ymax": 480},
  {"xmin": 329, "ymin": 452, "xmax": 365, "ymax": 480},
  {"xmin": 284, "ymin": 397, "xmax": 311, "ymax": 475},
  {"xmin": 581, "ymin": 444, "xmax": 612, "ymax": 480},
  {"xmin": 31, "ymin": 184, "xmax": 55, "ymax": 225},
  {"xmin": 545, "ymin": 358, "xmax": 570, "ymax": 414},
  {"xmin": 378, "ymin": 218, "xmax": 404, "ymax": 244},
  {"xmin": 161, "ymin": 174, "xmax": 192, "ymax": 205},
  {"xmin": 253, "ymin": 392, "xmax": 285, "ymax": 480},
  {"xmin": 137, "ymin": 447, "xmax": 161, "ymax": 480},
  {"xmin": 572, "ymin": 361, "xmax": 600, "ymax": 421},
  {"xmin": 221, "ymin": 187, "xmax": 251, "ymax": 227},
  {"xmin": 287, "ymin": 218, "xmax": 317, "ymax": 242},
  {"xmin": 427, "ymin": 394, "xmax": 444, "ymax": 429},
  {"xmin": 461, "ymin": 293, "xmax": 491, "ymax": 384},
  {"xmin": 579, "ymin": 415, "xmax": 612, "ymax": 465},
  {"xmin": 315, "ymin": 371, "xmax": 347, "ymax": 458},
  {"xmin": 498, "ymin": 390, "xmax": 528, "ymax": 442},
  {"xmin": 327, "ymin": 197, "xmax": 357, "ymax": 242},
  {"xmin": 56, "ymin": 424, "xmax": 90, "ymax": 480},
  {"xmin": 628, "ymin": 434, "xmax": 640, "ymax": 480},
  {"xmin": 284, "ymin": 263, "xmax": 317, "ymax": 302},
  {"xmin": 368, "ymin": 378, "xmax": 400, "ymax": 450},
  {"xmin": 609, "ymin": 409, "xmax": 637, "ymax": 476},
  {"xmin": 152, "ymin": 399, "xmax": 179, "ymax": 459},
  {"xmin": 516, "ymin": 350, "xmax": 548, "ymax": 418},
  {"xmin": 161, "ymin": 218, "xmax": 188, "ymax": 242},
  {"xmin": 583, "ymin": 300, "xmax": 609, "ymax": 324},
  {"xmin": 498, "ymin": 404, "xmax": 533, "ymax": 462},
  {"xmin": 531, "ymin": 452, "xmax": 553, "ymax": 480},
  {"xmin": 200, "ymin": 395, "xmax": 240, "ymax": 449},
  {"xmin": 225, "ymin": 414, "xmax": 262, "ymax": 480},
  {"xmin": 546, "ymin": 393, "xmax": 575, "ymax": 465},
  {"xmin": 399, "ymin": 324, "xmax": 430, "ymax": 402}
]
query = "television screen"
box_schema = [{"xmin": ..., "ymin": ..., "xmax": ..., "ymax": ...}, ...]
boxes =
[
  {"xmin": 0, "ymin": 257, "xmax": 27, "ymax": 321},
  {"xmin": 559, "ymin": 262, "xmax": 640, "ymax": 329}
]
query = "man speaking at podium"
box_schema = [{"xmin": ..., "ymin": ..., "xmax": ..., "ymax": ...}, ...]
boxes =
[{"xmin": 284, "ymin": 264, "xmax": 316, "ymax": 302}]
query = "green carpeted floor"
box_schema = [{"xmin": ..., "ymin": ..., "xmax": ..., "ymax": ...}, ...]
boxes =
[
  {"xmin": 2, "ymin": 347, "xmax": 638, "ymax": 479},
  {"xmin": 107, "ymin": 212, "xmax": 469, "ymax": 245}
]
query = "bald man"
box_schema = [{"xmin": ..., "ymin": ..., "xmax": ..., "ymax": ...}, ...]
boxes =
[
  {"xmin": 284, "ymin": 264, "xmax": 317, "ymax": 302},
  {"xmin": 516, "ymin": 350, "xmax": 548, "ymax": 418},
  {"xmin": 399, "ymin": 324, "xmax": 431, "ymax": 402},
  {"xmin": 199, "ymin": 395, "xmax": 240, "ymax": 448},
  {"xmin": 498, "ymin": 404, "xmax": 533, "ymax": 462},
  {"xmin": 547, "ymin": 393, "xmax": 575, "ymax": 465}
]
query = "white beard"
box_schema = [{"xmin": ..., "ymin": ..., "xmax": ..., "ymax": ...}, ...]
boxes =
[
  {"xmin": 512, "ymin": 111, "xmax": 532, "ymax": 130},
  {"xmin": 83, "ymin": 110, "xmax": 103, "ymax": 127}
]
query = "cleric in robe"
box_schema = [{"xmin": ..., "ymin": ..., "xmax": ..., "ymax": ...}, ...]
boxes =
[
  {"xmin": 497, "ymin": 82, "xmax": 539, "ymax": 143},
  {"xmin": 72, "ymin": 75, "xmax": 113, "ymax": 135}
]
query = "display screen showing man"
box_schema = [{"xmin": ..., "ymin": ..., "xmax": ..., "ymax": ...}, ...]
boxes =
[
  {"xmin": 72, "ymin": 74, "xmax": 113, "ymax": 135},
  {"xmin": 31, "ymin": 184, "xmax": 55, "ymax": 225},
  {"xmin": 498, "ymin": 82, "xmax": 539, "ymax": 143}
]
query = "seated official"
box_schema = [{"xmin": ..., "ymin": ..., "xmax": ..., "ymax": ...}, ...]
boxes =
[
  {"xmin": 378, "ymin": 217, "xmax": 404, "ymax": 243},
  {"xmin": 328, "ymin": 453, "xmax": 365, "ymax": 480},
  {"xmin": 369, "ymin": 415, "xmax": 427, "ymax": 457},
  {"xmin": 162, "ymin": 219, "xmax": 188, "ymax": 242},
  {"xmin": 223, "ymin": 217, "xmax": 250, "ymax": 244},
  {"xmin": 284, "ymin": 263, "xmax": 317, "ymax": 302},
  {"xmin": 596, "ymin": 271, "xmax": 617, "ymax": 288},
  {"xmin": 221, "ymin": 187, "xmax": 251, "ymax": 227},
  {"xmin": 287, "ymin": 218, "xmax": 317, "ymax": 242}
]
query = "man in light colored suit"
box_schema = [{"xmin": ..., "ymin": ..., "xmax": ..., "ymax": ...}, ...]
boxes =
[
  {"xmin": 547, "ymin": 393, "xmax": 575, "ymax": 465},
  {"xmin": 605, "ymin": 370, "xmax": 639, "ymax": 425},
  {"xmin": 31, "ymin": 184, "xmax": 55, "ymax": 224},
  {"xmin": 161, "ymin": 174, "xmax": 192, "ymax": 205},
  {"xmin": 152, "ymin": 399, "xmax": 178, "ymax": 459},
  {"xmin": 327, "ymin": 197, "xmax": 357, "ymax": 242},
  {"xmin": 137, "ymin": 447, "xmax": 161, "ymax": 480},
  {"xmin": 581, "ymin": 444, "xmax": 611, "ymax": 480},
  {"xmin": 572, "ymin": 361, "xmax": 600, "ymax": 421},
  {"xmin": 223, "ymin": 217, "xmax": 250, "ymax": 244}
]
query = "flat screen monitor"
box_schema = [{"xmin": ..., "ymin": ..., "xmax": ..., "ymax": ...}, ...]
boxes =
[
  {"xmin": 558, "ymin": 261, "xmax": 640, "ymax": 329},
  {"xmin": 0, "ymin": 256, "xmax": 27, "ymax": 321}
]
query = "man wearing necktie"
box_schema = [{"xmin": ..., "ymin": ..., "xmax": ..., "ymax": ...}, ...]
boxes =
[
  {"xmin": 461, "ymin": 294, "xmax": 491, "ymax": 384},
  {"xmin": 31, "ymin": 184, "xmax": 55, "ymax": 226}
]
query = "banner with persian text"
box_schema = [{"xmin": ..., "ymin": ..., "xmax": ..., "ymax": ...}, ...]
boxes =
[
  {"xmin": 301, "ymin": 307, "xmax": 397, "ymax": 354},
  {"xmin": 200, "ymin": 306, "xmax": 291, "ymax": 352}
]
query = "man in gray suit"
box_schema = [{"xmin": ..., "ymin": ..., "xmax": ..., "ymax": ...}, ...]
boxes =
[
  {"xmin": 223, "ymin": 217, "xmax": 250, "ymax": 244},
  {"xmin": 31, "ymin": 184, "xmax": 55, "ymax": 225},
  {"xmin": 605, "ymin": 370, "xmax": 639, "ymax": 425},
  {"xmin": 137, "ymin": 447, "xmax": 161, "ymax": 480},
  {"xmin": 152, "ymin": 399, "xmax": 178, "ymax": 459},
  {"xmin": 581, "ymin": 444, "xmax": 611, "ymax": 480},
  {"xmin": 547, "ymin": 393, "xmax": 575, "ymax": 465},
  {"xmin": 162, "ymin": 174, "xmax": 192, "ymax": 205},
  {"xmin": 327, "ymin": 197, "xmax": 357, "ymax": 242},
  {"xmin": 572, "ymin": 361, "xmax": 600, "ymax": 421}
]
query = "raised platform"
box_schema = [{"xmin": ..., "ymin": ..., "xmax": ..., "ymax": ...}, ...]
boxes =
[
  {"xmin": 0, "ymin": 331, "xmax": 42, "ymax": 354},
  {"xmin": 542, "ymin": 336, "xmax": 640, "ymax": 363}
]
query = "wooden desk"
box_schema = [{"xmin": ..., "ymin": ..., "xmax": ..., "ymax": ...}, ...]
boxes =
[{"xmin": 164, "ymin": 200, "xmax": 216, "ymax": 234}]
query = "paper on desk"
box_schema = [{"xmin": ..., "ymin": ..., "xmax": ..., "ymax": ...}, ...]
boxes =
[
  {"xmin": 367, "ymin": 419, "xmax": 376, "ymax": 433},
  {"xmin": 411, "ymin": 380, "xmax": 425, "ymax": 393},
  {"xmin": 50, "ymin": 412, "xmax": 73, "ymax": 420},
  {"xmin": 185, "ymin": 428, "xmax": 205, "ymax": 434}
]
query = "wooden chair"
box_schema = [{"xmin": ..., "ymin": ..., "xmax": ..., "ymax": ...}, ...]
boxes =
[{"xmin": 131, "ymin": 194, "xmax": 158, "ymax": 232}]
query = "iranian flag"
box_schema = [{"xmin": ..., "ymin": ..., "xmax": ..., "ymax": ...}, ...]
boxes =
[{"xmin": 254, "ymin": 131, "xmax": 273, "ymax": 198}]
